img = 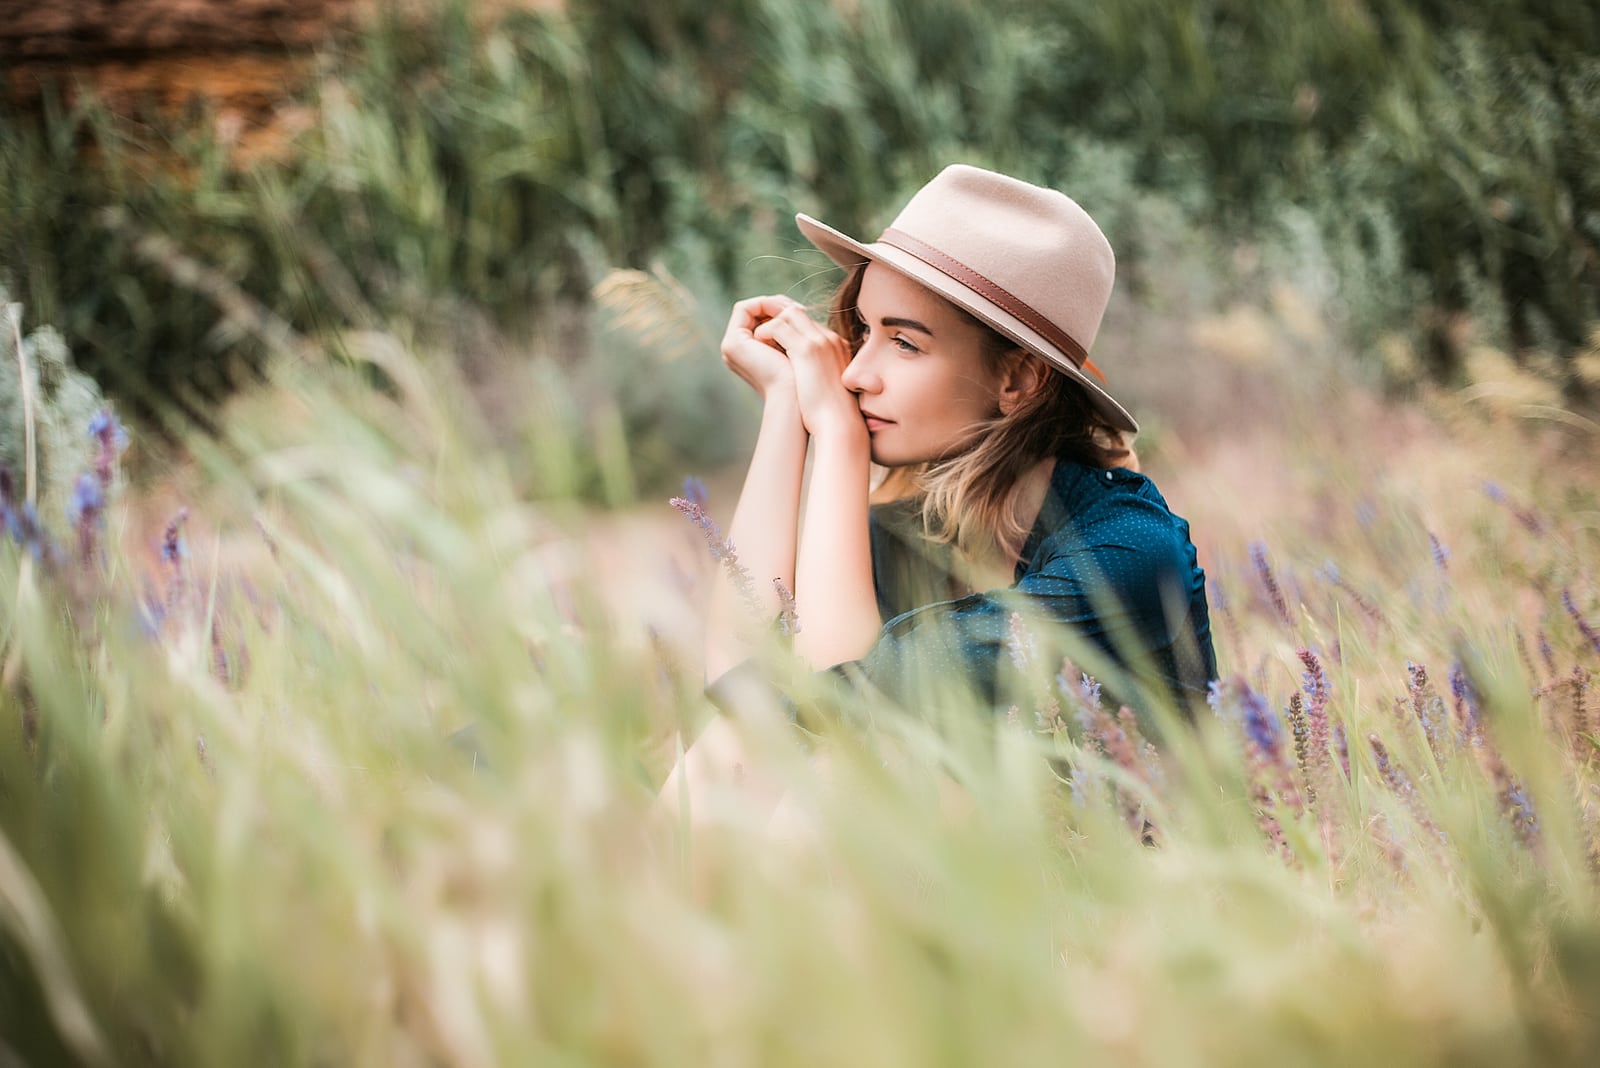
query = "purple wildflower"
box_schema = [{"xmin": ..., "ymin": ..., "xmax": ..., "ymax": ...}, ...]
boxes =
[
  {"xmin": 1427, "ymin": 532, "xmax": 1450, "ymax": 574},
  {"xmin": 1406, "ymin": 661, "xmax": 1451, "ymax": 769},
  {"xmin": 1370, "ymin": 734, "xmax": 1445, "ymax": 843},
  {"xmin": 1055, "ymin": 661, "xmax": 1099, "ymax": 733},
  {"xmin": 1482, "ymin": 744, "xmax": 1542, "ymax": 857},
  {"xmin": 1298, "ymin": 648, "xmax": 1332, "ymax": 778},
  {"xmin": 1314, "ymin": 563, "xmax": 1385, "ymax": 625},
  {"xmin": 161, "ymin": 508, "xmax": 190, "ymax": 614},
  {"xmin": 1240, "ymin": 683, "xmax": 1284, "ymax": 763},
  {"xmin": 1562, "ymin": 589, "xmax": 1600, "ymax": 656},
  {"xmin": 87, "ymin": 407, "xmax": 128, "ymax": 493},
  {"xmin": 680, "ymin": 475, "xmax": 709, "ymax": 510},
  {"xmin": 1206, "ymin": 678, "xmax": 1225, "ymax": 718},
  {"xmin": 1482, "ymin": 481, "xmax": 1544, "ymax": 534},
  {"xmin": 1333, "ymin": 722, "xmax": 1350, "ymax": 781},
  {"xmin": 9, "ymin": 499, "xmax": 54, "ymax": 564},
  {"xmin": 1249, "ymin": 541, "xmax": 1292, "ymax": 627},
  {"xmin": 1287, "ymin": 691, "xmax": 1316, "ymax": 810},
  {"xmin": 67, "ymin": 471, "xmax": 105, "ymax": 567},
  {"xmin": 773, "ymin": 577, "xmax": 801, "ymax": 636},
  {"xmin": 669, "ymin": 496, "xmax": 763, "ymax": 623},
  {"xmin": 161, "ymin": 508, "xmax": 189, "ymax": 565},
  {"xmin": 1448, "ymin": 662, "xmax": 1483, "ymax": 745},
  {"xmin": 1077, "ymin": 672, "xmax": 1103, "ymax": 712},
  {"xmin": 1537, "ymin": 628, "xmax": 1556, "ymax": 674}
]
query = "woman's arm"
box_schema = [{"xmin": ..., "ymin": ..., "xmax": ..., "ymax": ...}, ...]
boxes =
[
  {"xmin": 703, "ymin": 392, "xmax": 807, "ymax": 679},
  {"xmin": 756, "ymin": 308, "xmax": 881, "ymax": 669},
  {"xmin": 703, "ymin": 297, "xmax": 811, "ymax": 682}
]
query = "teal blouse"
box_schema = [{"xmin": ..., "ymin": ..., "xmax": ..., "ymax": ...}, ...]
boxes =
[{"xmin": 709, "ymin": 459, "xmax": 1216, "ymax": 718}]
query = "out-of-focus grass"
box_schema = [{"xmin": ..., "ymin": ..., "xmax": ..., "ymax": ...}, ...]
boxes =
[{"xmin": 2, "ymin": 277, "xmax": 1599, "ymax": 1067}]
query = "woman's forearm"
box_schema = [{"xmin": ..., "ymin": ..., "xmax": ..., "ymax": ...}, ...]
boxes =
[
  {"xmin": 794, "ymin": 432, "xmax": 880, "ymax": 668},
  {"xmin": 704, "ymin": 393, "xmax": 808, "ymax": 681}
]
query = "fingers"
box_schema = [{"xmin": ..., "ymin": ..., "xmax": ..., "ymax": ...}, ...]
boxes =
[
  {"xmin": 726, "ymin": 294, "xmax": 805, "ymax": 340},
  {"xmin": 752, "ymin": 307, "xmax": 849, "ymax": 363}
]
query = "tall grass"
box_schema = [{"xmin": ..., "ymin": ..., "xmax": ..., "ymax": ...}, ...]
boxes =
[{"xmin": 1, "ymin": 286, "xmax": 1599, "ymax": 1063}]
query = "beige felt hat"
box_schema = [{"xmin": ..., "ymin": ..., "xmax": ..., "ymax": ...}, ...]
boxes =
[{"xmin": 796, "ymin": 163, "xmax": 1135, "ymax": 433}]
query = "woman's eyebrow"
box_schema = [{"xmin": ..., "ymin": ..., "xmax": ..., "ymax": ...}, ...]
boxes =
[{"xmin": 880, "ymin": 316, "xmax": 934, "ymax": 336}]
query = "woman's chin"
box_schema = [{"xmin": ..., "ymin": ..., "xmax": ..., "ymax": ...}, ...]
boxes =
[{"xmin": 870, "ymin": 447, "xmax": 927, "ymax": 469}]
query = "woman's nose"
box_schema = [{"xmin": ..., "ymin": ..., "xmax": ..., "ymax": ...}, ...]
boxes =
[{"xmin": 840, "ymin": 345, "xmax": 880, "ymax": 394}]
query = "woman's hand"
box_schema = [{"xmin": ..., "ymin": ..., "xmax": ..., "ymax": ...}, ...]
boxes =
[
  {"xmin": 754, "ymin": 307, "xmax": 866, "ymax": 445},
  {"xmin": 722, "ymin": 295, "xmax": 803, "ymax": 402}
]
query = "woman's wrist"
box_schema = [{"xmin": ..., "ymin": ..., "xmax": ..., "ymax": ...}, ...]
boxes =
[
  {"xmin": 808, "ymin": 418, "xmax": 869, "ymax": 457},
  {"xmin": 760, "ymin": 386, "xmax": 806, "ymax": 432}
]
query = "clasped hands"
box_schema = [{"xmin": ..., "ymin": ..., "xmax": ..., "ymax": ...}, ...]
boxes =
[{"xmin": 721, "ymin": 295, "xmax": 865, "ymax": 444}]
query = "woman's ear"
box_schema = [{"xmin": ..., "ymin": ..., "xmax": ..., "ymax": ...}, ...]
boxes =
[{"xmin": 996, "ymin": 351, "xmax": 1046, "ymax": 415}]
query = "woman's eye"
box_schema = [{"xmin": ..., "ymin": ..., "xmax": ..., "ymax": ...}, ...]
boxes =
[{"xmin": 890, "ymin": 334, "xmax": 920, "ymax": 354}]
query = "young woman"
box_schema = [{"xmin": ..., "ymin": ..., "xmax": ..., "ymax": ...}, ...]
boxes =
[{"xmin": 695, "ymin": 164, "xmax": 1214, "ymax": 728}]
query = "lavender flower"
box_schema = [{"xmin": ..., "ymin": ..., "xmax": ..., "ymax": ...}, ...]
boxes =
[
  {"xmin": 0, "ymin": 468, "xmax": 55, "ymax": 564},
  {"xmin": 1298, "ymin": 648, "xmax": 1332, "ymax": 779},
  {"xmin": 1207, "ymin": 577, "xmax": 1229, "ymax": 612},
  {"xmin": 1287, "ymin": 691, "xmax": 1316, "ymax": 810},
  {"xmin": 161, "ymin": 508, "xmax": 189, "ymax": 565},
  {"xmin": 1482, "ymin": 481, "xmax": 1544, "ymax": 534},
  {"xmin": 67, "ymin": 471, "xmax": 105, "ymax": 567},
  {"xmin": 1369, "ymin": 734, "xmax": 1444, "ymax": 842},
  {"xmin": 1055, "ymin": 666, "xmax": 1102, "ymax": 733},
  {"xmin": 773, "ymin": 577, "xmax": 801, "ymax": 636},
  {"xmin": 1314, "ymin": 563, "xmax": 1385, "ymax": 625},
  {"xmin": 1427, "ymin": 532, "xmax": 1450, "ymax": 574},
  {"xmin": 161, "ymin": 508, "xmax": 190, "ymax": 614},
  {"xmin": 1406, "ymin": 661, "xmax": 1451, "ymax": 769},
  {"xmin": 1448, "ymin": 662, "xmax": 1483, "ymax": 746},
  {"xmin": 1249, "ymin": 541, "xmax": 1292, "ymax": 627},
  {"xmin": 1562, "ymin": 588, "xmax": 1600, "ymax": 657},
  {"xmin": 87, "ymin": 407, "xmax": 128, "ymax": 492},
  {"xmin": 1537, "ymin": 628, "xmax": 1556, "ymax": 675},
  {"xmin": 680, "ymin": 475, "xmax": 708, "ymax": 510},
  {"xmin": 669, "ymin": 496, "xmax": 764, "ymax": 623},
  {"xmin": 1482, "ymin": 745, "xmax": 1542, "ymax": 857},
  {"xmin": 1241, "ymin": 683, "xmax": 1284, "ymax": 763}
]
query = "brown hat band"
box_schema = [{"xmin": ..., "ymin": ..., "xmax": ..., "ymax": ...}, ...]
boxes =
[{"xmin": 878, "ymin": 226, "xmax": 1105, "ymax": 383}]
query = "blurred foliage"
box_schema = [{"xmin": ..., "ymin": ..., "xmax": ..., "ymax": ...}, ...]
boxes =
[
  {"xmin": 0, "ymin": 0, "xmax": 1596, "ymax": 458},
  {"xmin": 0, "ymin": 286, "xmax": 107, "ymax": 515}
]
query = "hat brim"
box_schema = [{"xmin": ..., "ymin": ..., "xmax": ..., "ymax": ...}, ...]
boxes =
[{"xmin": 795, "ymin": 211, "xmax": 1138, "ymax": 434}]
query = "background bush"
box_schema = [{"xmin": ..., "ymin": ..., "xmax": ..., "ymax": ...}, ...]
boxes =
[{"xmin": 1, "ymin": 0, "xmax": 1596, "ymax": 471}]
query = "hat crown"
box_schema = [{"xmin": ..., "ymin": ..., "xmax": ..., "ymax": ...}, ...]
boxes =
[
  {"xmin": 885, "ymin": 165, "xmax": 1115, "ymax": 355},
  {"xmin": 793, "ymin": 163, "xmax": 1136, "ymax": 431}
]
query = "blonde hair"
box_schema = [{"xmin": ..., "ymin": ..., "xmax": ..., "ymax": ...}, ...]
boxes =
[{"xmin": 828, "ymin": 263, "xmax": 1131, "ymax": 562}]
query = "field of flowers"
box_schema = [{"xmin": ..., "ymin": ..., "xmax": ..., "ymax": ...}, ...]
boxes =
[{"xmin": 2, "ymin": 260, "xmax": 1599, "ymax": 1065}]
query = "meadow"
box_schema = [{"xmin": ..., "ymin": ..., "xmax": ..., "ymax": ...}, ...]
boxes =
[{"xmin": 3, "ymin": 1, "xmax": 1600, "ymax": 1065}]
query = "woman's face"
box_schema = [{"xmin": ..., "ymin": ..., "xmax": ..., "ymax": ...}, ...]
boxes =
[{"xmin": 840, "ymin": 263, "xmax": 1009, "ymax": 467}]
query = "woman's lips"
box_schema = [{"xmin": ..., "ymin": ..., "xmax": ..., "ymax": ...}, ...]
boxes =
[{"xmin": 860, "ymin": 411, "xmax": 894, "ymax": 432}]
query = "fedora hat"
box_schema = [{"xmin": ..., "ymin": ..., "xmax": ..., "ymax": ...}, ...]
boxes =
[{"xmin": 796, "ymin": 164, "xmax": 1135, "ymax": 433}]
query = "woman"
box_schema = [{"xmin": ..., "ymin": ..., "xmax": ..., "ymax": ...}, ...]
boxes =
[{"xmin": 679, "ymin": 165, "xmax": 1213, "ymax": 812}]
